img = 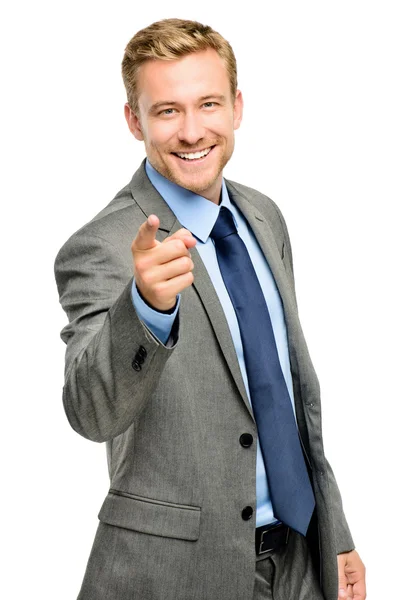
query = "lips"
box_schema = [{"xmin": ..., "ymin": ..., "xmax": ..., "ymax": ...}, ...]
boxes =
[{"xmin": 172, "ymin": 145, "xmax": 216, "ymax": 161}]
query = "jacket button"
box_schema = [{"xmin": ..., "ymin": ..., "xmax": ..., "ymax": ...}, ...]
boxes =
[
  {"xmin": 241, "ymin": 506, "xmax": 253, "ymax": 520},
  {"xmin": 138, "ymin": 345, "xmax": 147, "ymax": 360},
  {"xmin": 131, "ymin": 359, "xmax": 142, "ymax": 372},
  {"xmin": 135, "ymin": 353, "xmax": 145, "ymax": 366},
  {"xmin": 239, "ymin": 433, "xmax": 253, "ymax": 448}
]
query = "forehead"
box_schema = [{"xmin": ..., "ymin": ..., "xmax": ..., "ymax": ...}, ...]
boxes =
[{"xmin": 137, "ymin": 49, "xmax": 231, "ymax": 110}]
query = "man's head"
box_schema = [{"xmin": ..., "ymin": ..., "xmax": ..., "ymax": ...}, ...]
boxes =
[{"xmin": 122, "ymin": 19, "xmax": 243, "ymax": 203}]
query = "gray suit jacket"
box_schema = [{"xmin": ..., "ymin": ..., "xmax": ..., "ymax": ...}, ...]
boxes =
[{"xmin": 54, "ymin": 160, "xmax": 354, "ymax": 600}]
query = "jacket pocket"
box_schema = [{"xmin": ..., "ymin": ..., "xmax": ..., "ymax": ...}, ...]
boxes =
[{"xmin": 98, "ymin": 489, "xmax": 201, "ymax": 541}]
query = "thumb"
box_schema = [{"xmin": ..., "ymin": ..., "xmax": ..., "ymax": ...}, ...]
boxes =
[{"xmin": 133, "ymin": 215, "xmax": 160, "ymax": 251}]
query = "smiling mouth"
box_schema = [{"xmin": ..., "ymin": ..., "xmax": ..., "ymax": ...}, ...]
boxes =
[{"xmin": 172, "ymin": 146, "xmax": 215, "ymax": 161}]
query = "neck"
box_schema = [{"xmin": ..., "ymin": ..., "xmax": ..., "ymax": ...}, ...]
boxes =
[{"xmin": 198, "ymin": 175, "xmax": 223, "ymax": 205}]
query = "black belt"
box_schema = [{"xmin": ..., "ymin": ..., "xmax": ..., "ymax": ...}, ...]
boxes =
[{"xmin": 255, "ymin": 523, "xmax": 290, "ymax": 555}]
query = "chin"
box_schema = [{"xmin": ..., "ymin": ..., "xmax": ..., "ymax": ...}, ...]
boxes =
[{"xmin": 177, "ymin": 172, "xmax": 218, "ymax": 194}]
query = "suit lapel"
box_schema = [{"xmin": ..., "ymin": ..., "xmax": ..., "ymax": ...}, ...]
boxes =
[
  {"xmin": 226, "ymin": 181, "xmax": 320, "ymax": 428},
  {"xmin": 169, "ymin": 218, "xmax": 252, "ymax": 416},
  {"xmin": 129, "ymin": 159, "xmax": 178, "ymax": 235},
  {"xmin": 225, "ymin": 181, "xmax": 299, "ymax": 336},
  {"xmin": 129, "ymin": 162, "xmax": 253, "ymax": 418}
]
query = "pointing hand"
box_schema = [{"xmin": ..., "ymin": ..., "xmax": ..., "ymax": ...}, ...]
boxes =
[{"xmin": 131, "ymin": 214, "xmax": 197, "ymax": 311}]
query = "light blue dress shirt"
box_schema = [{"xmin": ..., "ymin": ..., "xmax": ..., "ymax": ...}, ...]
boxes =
[{"xmin": 131, "ymin": 159, "xmax": 297, "ymax": 527}]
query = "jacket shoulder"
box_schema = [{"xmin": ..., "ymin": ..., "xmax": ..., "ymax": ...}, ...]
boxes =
[
  {"xmin": 54, "ymin": 181, "xmax": 146, "ymax": 269},
  {"xmin": 225, "ymin": 178, "xmax": 289, "ymax": 233}
]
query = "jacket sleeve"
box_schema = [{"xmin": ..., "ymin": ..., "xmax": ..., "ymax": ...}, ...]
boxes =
[
  {"xmin": 325, "ymin": 458, "xmax": 355, "ymax": 553},
  {"xmin": 54, "ymin": 229, "xmax": 178, "ymax": 443}
]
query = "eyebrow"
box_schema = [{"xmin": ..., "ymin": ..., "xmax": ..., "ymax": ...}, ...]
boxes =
[
  {"xmin": 199, "ymin": 94, "xmax": 226, "ymax": 103},
  {"xmin": 148, "ymin": 101, "xmax": 178, "ymax": 115},
  {"xmin": 148, "ymin": 95, "xmax": 227, "ymax": 115}
]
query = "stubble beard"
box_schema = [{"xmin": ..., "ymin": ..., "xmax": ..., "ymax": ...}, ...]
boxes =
[{"xmin": 149, "ymin": 138, "xmax": 234, "ymax": 196}]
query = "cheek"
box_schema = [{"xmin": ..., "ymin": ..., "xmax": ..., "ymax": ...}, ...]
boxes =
[
  {"xmin": 207, "ymin": 114, "xmax": 234, "ymax": 136},
  {"xmin": 148, "ymin": 122, "xmax": 178, "ymax": 147}
]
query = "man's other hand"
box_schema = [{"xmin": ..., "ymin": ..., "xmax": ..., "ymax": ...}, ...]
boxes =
[
  {"xmin": 131, "ymin": 214, "xmax": 197, "ymax": 311},
  {"xmin": 337, "ymin": 550, "xmax": 366, "ymax": 600}
]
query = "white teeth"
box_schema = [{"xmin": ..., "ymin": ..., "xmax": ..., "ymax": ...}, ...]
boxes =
[{"xmin": 176, "ymin": 147, "xmax": 212, "ymax": 160}]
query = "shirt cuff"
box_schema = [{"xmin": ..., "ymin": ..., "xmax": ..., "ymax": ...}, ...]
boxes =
[{"xmin": 131, "ymin": 279, "xmax": 180, "ymax": 345}]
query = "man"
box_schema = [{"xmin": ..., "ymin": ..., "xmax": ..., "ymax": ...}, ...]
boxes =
[{"xmin": 54, "ymin": 18, "xmax": 366, "ymax": 600}]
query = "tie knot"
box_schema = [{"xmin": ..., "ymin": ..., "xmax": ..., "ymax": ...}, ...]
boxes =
[{"xmin": 210, "ymin": 207, "xmax": 237, "ymax": 241}]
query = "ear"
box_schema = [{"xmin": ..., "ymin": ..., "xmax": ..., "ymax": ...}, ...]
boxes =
[
  {"xmin": 233, "ymin": 90, "xmax": 243, "ymax": 130},
  {"xmin": 124, "ymin": 103, "xmax": 144, "ymax": 141}
]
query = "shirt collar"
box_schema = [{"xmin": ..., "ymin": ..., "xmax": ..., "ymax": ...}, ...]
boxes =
[{"xmin": 145, "ymin": 159, "xmax": 234, "ymax": 243}]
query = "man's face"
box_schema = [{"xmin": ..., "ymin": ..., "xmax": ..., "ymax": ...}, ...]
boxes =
[{"xmin": 125, "ymin": 49, "xmax": 243, "ymax": 204}]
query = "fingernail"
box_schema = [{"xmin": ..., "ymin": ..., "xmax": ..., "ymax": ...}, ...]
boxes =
[{"xmin": 339, "ymin": 589, "xmax": 346, "ymax": 598}]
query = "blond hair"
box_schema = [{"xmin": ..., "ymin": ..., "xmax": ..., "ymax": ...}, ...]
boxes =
[{"xmin": 122, "ymin": 18, "xmax": 238, "ymax": 114}]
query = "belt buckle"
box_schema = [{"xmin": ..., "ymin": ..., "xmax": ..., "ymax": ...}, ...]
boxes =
[
  {"xmin": 259, "ymin": 528, "xmax": 274, "ymax": 554},
  {"xmin": 258, "ymin": 524, "xmax": 289, "ymax": 555},
  {"xmin": 258, "ymin": 529, "xmax": 273, "ymax": 554}
]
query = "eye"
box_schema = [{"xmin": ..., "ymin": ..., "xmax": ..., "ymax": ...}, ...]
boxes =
[
  {"xmin": 203, "ymin": 102, "xmax": 216, "ymax": 108},
  {"xmin": 160, "ymin": 108, "xmax": 176, "ymax": 116}
]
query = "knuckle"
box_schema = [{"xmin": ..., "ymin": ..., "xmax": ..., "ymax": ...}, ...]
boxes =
[
  {"xmin": 140, "ymin": 271, "xmax": 152, "ymax": 286},
  {"xmin": 174, "ymin": 239, "xmax": 186, "ymax": 253},
  {"xmin": 135, "ymin": 255, "xmax": 152, "ymax": 273},
  {"xmin": 181, "ymin": 256, "xmax": 192, "ymax": 270},
  {"xmin": 152, "ymin": 282, "xmax": 166, "ymax": 300},
  {"xmin": 133, "ymin": 259, "xmax": 144, "ymax": 276}
]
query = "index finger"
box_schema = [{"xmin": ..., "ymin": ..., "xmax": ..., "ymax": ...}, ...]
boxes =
[
  {"xmin": 133, "ymin": 215, "xmax": 160, "ymax": 251},
  {"xmin": 164, "ymin": 228, "xmax": 197, "ymax": 249}
]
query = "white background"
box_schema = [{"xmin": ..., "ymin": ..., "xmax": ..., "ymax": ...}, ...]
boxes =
[{"xmin": 1, "ymin": 1, "xmax": 399, "ymax": 598}]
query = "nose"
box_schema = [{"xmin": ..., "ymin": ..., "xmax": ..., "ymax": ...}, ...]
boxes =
[{"xmin": 177, "ymin": 111, "xmax": 205, "ymax": 146}]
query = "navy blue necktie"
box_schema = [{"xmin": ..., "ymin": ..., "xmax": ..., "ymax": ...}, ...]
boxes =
[{"xmin": 210, "ymin": 207, "xmax": 315, "ymax": 535}]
